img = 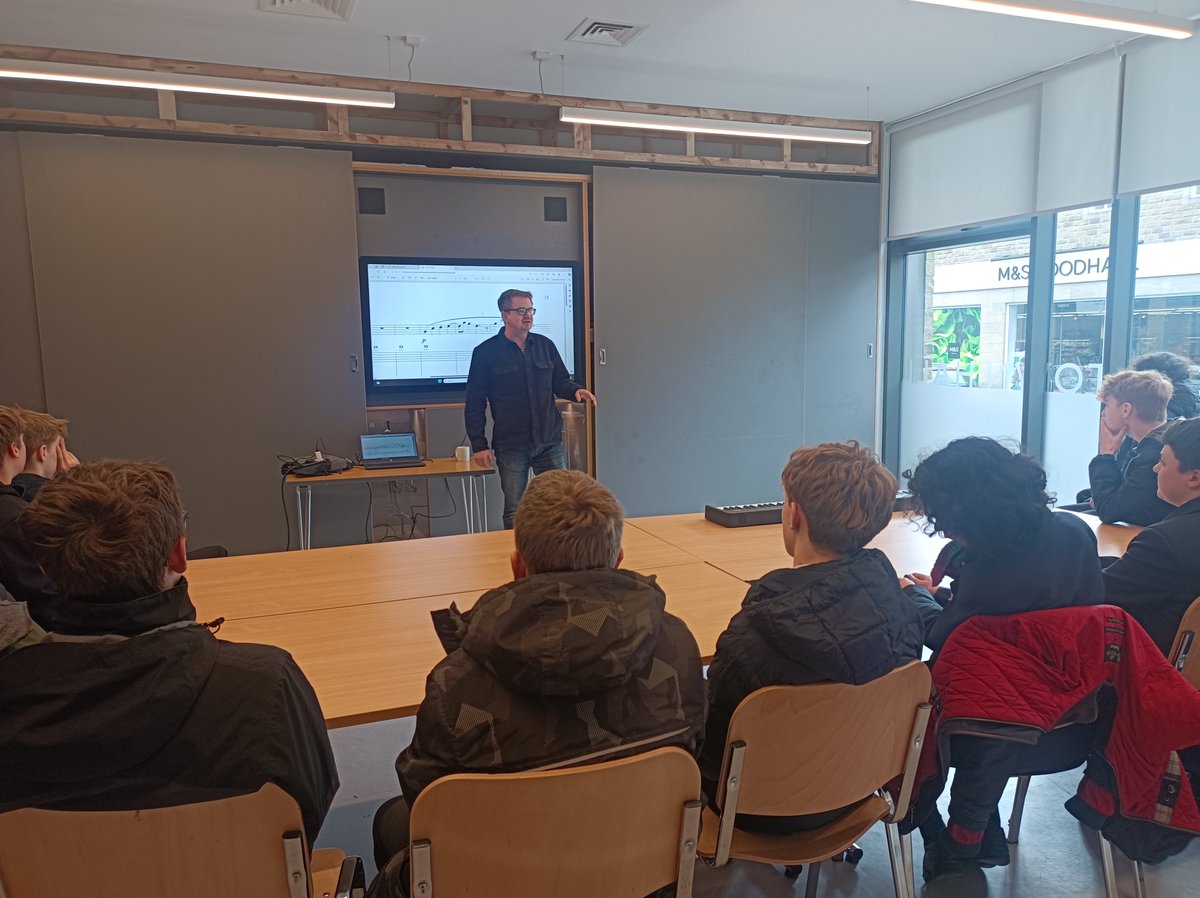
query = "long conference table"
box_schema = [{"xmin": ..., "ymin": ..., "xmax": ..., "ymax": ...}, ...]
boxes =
[{"xmin": 186, "ymin": 512, "xmax": 1139, "ymax": 729}]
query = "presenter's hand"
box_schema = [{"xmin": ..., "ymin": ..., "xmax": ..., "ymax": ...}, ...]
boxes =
[
  {"xmin": 473, "ymin": 449, "xmax": 495, "ymax": 469},
  {"xmin": 575, "ymin": 388, "xmax": 598, "ymax": 407}
]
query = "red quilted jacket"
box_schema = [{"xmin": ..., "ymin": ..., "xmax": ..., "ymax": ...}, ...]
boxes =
[{"xmin": 912, "ymin": 606, "xmax": 1200, "ymax": 861}]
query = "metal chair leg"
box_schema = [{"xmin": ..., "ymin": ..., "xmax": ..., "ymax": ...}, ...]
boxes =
[
  {"xmin": 1133, "ymin": 858, "xmax": 1146, "ymax": 898},
  {"xmin": 901, "ymin": 830, "xmax": 915, "ymax": 898},
  {"xmin": 804, "ymin": 859, "xmax": 822, "ymax": 898},
  {"xmin": 1008, "ymin": 775, "xmax": 1031, "ymax": 845},
  {"xmin": 884, "ymin": 823, "xmax": 908, "ymax": 898},
  {"xmin": 1099, "ymin": 832, "xmax": 1120, "ymax": 898}
]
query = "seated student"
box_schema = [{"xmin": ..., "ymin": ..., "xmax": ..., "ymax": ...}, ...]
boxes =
[
  {"xmin": 12, "ymin": 409, "xmax": 77, "ymax": 501},
  {"xmin": 1088, "ymin": 369, "xmax": 1174, "ymax": 525},
  {"xmin": 1132, "ymin": 351, "xmax": 1200, "ymax": 420},
  {"xmin": 1102, "ymin": 417, "xmax": 1200, "ymax": 654},
  {"xmin": 700, "ymin": 441, "xmax": 925, "ymax": 831},
  {"xmin": 904, "ymin": 437, "xmax": 1104, "ymax": 654},
  {"xmin": 902, "ymin": 437, "xmax": 1104, "ymax": 878},
  {"xmin": 0, "ymin": 407, "xmax": 68, "ymax": 625},
  {"xmin": 0, "ymin": 405, "xmax": 27, "ymax": 506},
  {"xmin": 371, "ymin": 469, "xmax": 705, "ymax": 897},
  {"xmin": 0, "ymin": 460, "xmax": 338, "ymax": 844}
]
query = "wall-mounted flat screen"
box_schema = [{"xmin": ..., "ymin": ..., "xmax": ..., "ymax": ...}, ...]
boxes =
[{"xmin": 360, "ymin": 257, "xmax": 584, "ymax": 405}]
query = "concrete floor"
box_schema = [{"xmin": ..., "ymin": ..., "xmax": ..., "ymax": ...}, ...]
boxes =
[{"xmin": 317, "ymin": 717, "xmax": 1199, "ymax": 897}]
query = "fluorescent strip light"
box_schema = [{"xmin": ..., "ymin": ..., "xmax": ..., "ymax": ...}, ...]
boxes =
[
  {"xmin": 909, "ymin": 0, "xmax": 1194, "ymax": 39},
  {"xmin": 559, "ymin": 107, "xmax": 872, "ymax": 145},
  {"xmin": 0, "ymin": 59, "xmax": 397, "ymax": 108}
]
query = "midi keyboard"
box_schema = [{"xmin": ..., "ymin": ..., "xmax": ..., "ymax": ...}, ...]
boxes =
[{"xmin": 705, "ymin": 491, "xmax": 917, "ymax": 528}]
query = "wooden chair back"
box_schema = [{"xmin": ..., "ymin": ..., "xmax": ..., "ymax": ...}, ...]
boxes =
[
  {"xmin": 408, "ymin": 745, "xmax": 703, "ymax": 898},
  {"xmin": 716, "ymin": 660, "xmax": 932, "ymax": 818},
  {"xmin": 0, "ymin": 783, "xmax": 316, "ymax": 898},
  {"xmin": 1169, "ymin": 595, "xmax": 1200, "ymax": 688}
]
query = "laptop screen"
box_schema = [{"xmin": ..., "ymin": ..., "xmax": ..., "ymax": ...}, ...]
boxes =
[{"xmin": 360, "ymin": 432, "xmax": 419, "ymax": 461}]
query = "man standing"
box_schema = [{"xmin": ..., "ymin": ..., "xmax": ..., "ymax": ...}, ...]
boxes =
[
  {"xmin": 1103, "ymin": 417, "xmax": 1200, "ymax": 653},
  {"xmin": 1088, "ymin": 369, "xmax": 1174, "ymax": 525},
  {"xmin": 465, "ymin": 288, "xmax": 596, "ymax": 529}
]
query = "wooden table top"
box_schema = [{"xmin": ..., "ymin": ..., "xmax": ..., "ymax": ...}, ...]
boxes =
[
  {"xmin": 195, "ymin": 509, "xmax": 1142, "ymax": 728},
  {"xmin": 627, "ymin": 511, "xmax": 1140, "ymax": 584},
  {"xmin": 285, "ymin": 457, "xmax": 493, "ymax": 485},
  {"xmin": 187, "ymin": 523, "xmax": 701, "ymax": 622}
]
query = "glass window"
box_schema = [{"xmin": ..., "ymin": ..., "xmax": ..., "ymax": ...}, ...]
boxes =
[
  {"xmin": 898, "ymin": 236, "xmax": 1030, "ymax": 477},
  {"xmin": 1133, "ymin": 186, "xmax": 1200, "ymax": 384},
  {"xmin": 1041, "ymin": 203, "xmax": 1112, "ymax": 504}
]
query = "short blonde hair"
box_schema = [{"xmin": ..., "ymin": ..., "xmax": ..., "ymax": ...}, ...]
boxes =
[
  {"xmin": 0, "ymin": 406, "xmax": 24, "ymax": 453},
  {"xmin": 1099, "ymin": 369, "xmax": 1172, "ymax": 423},
  {"xmin": 19, "ymin": 410, "xmax": 68, "ymax": 454},
  {"xmin": 514, "ymin": 469, "xmax": 623, "ymax": 574},
  {"xmin": 782, "ymin": 441, "xmax": 896, "ymax": 554},
  {"xmin": 21, "ymin": 461, "xmax": 185, "ymax": 599}
]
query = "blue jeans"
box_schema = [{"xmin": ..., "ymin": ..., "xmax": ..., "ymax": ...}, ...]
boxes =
[{"xmin": 496, "ymin": 443, "xmax": 567, "ymax": 529}]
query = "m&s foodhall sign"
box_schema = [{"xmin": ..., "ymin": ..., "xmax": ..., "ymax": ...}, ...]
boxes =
[{"xmin": 933, "ymin": 239, "xmax": 1200, "ymax": 294}]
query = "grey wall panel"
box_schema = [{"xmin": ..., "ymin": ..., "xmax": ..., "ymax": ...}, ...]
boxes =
[
  {"xmin": 0, "ymin": 134, "xmax": 46, "ymax": 410},
  {"xmin": 593, "ymin": 167, "xmax": 880, "ymax": 517},
  {"xmin": 802, "ymin": 180, "xmax": 881, "ymax": 446},
  {"xmin": 355, "ymin": 174, "xmax": 581, "ymax": 261},
  {"xmin": 593, "ymin": 167, "xmax": 813, "ymax": 515},
  {"xmin": 19, "ymin": 133, "xmax": 365, "ymax": 555}
]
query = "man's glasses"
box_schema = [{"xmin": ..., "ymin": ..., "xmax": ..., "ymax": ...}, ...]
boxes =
[{"xmin": 503, "ymin": 307, "xmax": 535, "ymax": 317}]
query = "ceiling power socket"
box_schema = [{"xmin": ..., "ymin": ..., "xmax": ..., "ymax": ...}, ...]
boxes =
[
  {"xmin": 403, "ymin": 35, "xmax": 424, "ymax": 47},
  {"xmin": 532, "ymin": 50, "xmax": 551, "ymax": 61}
]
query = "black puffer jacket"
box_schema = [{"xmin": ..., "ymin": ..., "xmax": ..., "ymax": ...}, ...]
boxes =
[{"xmin": 700, "ymin": 548, "xmax": 926, "ymax": 791}]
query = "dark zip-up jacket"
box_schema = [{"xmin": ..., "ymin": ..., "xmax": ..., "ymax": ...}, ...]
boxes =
[
  {"xmin": 464, "ymin": 329, "xmax": 582, "ymax": 452},
  {"xmin": 0, "ymin": 483, "xmax": 60, "ymax": 625},
  {"xmin": 912, "ymin": 510, "xmax": 1104, "ymax": 653},
  {"xmin": 0, "ymin": 579, "xmax": 338, "ymax": 843},
  {"xmin": 1089, "ymin": 423, "xmax": 1174, "ymax": 525},
  {"xmin": 1103, "ymin": 496, "xmax": 1200, "ymax": 653},
  {"xmin": 701, "ymin": 549, "xmax": 926, "ymax": 795}
]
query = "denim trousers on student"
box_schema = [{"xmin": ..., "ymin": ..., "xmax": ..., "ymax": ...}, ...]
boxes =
[{"xmin": 496, "ymin": 443, "xmax": 567, "ymax": 529}]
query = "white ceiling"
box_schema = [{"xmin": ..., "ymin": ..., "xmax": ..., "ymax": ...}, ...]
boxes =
[{"xmin": 1, "ymin": 0, "xmax": 1198, "ymax": 122}]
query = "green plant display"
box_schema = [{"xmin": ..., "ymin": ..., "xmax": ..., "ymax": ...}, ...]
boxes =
[{"xmin": 931, "ymin": 306, "xmax": 982, "ymax": 386}]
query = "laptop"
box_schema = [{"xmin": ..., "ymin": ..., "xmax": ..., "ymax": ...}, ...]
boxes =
[{"xmin": 359, "ymin": 432, "xmax": 425, "ymax": 469}]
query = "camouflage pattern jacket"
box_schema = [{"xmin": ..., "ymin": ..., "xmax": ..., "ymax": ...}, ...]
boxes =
[{"xmin": 396, "ymin": 568, "xmax": 706, "ymax": 803}]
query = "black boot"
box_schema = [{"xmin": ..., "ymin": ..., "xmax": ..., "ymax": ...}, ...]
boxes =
[{"xmin": 976, "ymin": 811, "xmax": 1011, "ymax": 868}]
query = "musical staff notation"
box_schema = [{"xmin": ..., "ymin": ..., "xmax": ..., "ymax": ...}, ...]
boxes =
[{"xmin": 372, "ymin": 317, "xmax": 499, "ymax": 336}]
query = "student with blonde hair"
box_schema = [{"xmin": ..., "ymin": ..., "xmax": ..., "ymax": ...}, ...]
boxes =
[
  {"xmin": 13, "ymin": 409, "xmax": 77, "ymax": 500},
  {"xmin": 1088, "ymin": 369, "xmax": 1174, "ymax": 524},
  {"xmin": 371, "ymin": 468, "xmax": 704, "ymax": 897}
]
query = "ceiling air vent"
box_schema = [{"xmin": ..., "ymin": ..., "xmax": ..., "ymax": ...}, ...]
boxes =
[
  {"xmin": 258, "ymin": 0, "xmax": 357, "ymax": 21},
  {"xmin": 566, "ymin": 19, "xmax": 648, "ymax": 47}
]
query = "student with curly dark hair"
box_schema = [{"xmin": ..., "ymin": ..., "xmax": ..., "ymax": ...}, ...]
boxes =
[
  {"xmin": 1132, "ymin": 351, "xmax": 1200, "ymax": 420},
  {"xmin": 904, "ymin": 437, "xmax": 1103, "ymax": 653},
  {"xmin": 902, "ymin": 437, "xmax": 1105, "ymax": 881}
]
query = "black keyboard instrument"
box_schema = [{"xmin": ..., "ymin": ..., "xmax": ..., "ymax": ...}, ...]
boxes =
[
  {"xmin": 704, "ymin": 502, "xmax": 783, "ymax": 527},
  {"xmin": 705, "ymin": 491, "xmax": 917, "ymax": 528}
]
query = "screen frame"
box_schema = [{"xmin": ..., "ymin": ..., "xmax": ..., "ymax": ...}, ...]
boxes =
[{"xmin": 359, "ymin": 255, "xmax": 586, "ymax": 407}]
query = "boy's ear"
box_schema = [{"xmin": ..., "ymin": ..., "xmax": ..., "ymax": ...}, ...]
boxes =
[
  {"xmin": 511, "ymin": 549, "xmax": 529, "ymax": 580},
  {"xmin": 168, "ymin": 536, "xmax": 188, "ymax": 575}
]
